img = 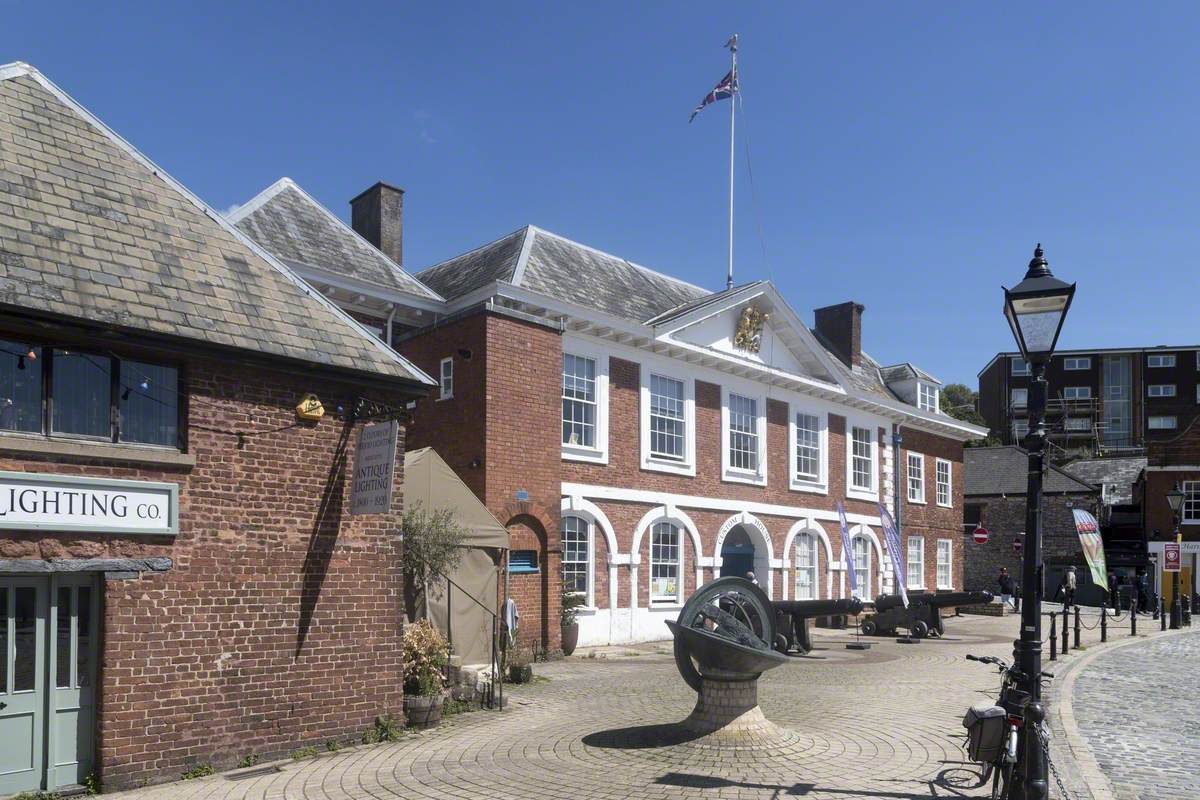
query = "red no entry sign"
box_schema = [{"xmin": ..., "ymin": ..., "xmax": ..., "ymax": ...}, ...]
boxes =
[
  {"xmin": 1013, "ymin": 533, "xmax": 1024, "ymax": 553},
  {"xmin": 1164, "ymin": 542, "xmax": 1181, "ymax": 572},
  {"xmin": 973, "ymin": 527, "xmax": 990, "ymax": 544}
]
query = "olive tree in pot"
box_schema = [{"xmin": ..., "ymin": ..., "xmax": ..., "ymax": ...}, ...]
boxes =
[
  {"xmin": 402, "ymin": 619, "xmax": 449, "ymax": 728},
  {"xmin": 560, "ymin": 588, "xmax": 586, "ymax": 656},
  {"xmin": 399, "ymin": 502, "xmax": 466, "ymax": 624}
]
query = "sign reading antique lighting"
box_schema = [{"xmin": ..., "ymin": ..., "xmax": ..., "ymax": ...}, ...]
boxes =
[{"xmin": 733, "ymin": 305, "xmax": 768, "ymax": 353}]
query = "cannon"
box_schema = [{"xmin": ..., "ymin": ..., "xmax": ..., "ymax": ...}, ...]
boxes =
[
  {"xmin": 772, "ymin": 597, "xmax": 864, "ymax": 654},
  {"xmin": 860, "ymin": 590, "xmax": 993, "ymax": 638}
]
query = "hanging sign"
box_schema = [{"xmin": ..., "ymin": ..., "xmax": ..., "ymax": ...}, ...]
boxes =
[
  {"xmin": 1071, "ymin": 509, "xmax": 1108, "ymax": 586},
  {"xmin": 973, "ymin": 526, "xmax": 990, "ymax": 544},
  {"xmin": 349, "ymin": 420, "xmax": 399, "ymax": 515},
  {"xmin": 1164, "ymin": 542, "xmax": 1181, "ymax": 573},
  {"xmin": 1013, "ymin": 534, "xmax": 1024, "ymax": 553},
  {"xmin": 0, "ymin": 471, "xmax": 178, "ymax": 535}
]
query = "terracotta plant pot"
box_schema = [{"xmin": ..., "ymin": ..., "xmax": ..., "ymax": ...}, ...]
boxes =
[
  {"xmin": 403, "ymin": 694, "xmax": 444, "ymax": 729},
  {"xmin": 561, "ymin": 621, "xmax": 580, "ymax": 656}
]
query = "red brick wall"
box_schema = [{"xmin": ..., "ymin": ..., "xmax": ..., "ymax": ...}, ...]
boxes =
[
  {"xmin": 898, "ymin": 428, "xmax": 967, "ymax": 591},
  {"xmin": 0, "ymin": 358, "xmax": 409, "ymax": 789}
]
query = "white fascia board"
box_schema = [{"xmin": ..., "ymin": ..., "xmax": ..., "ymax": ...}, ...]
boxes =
[
  {"xmin": 2, "ymin": 63, "xmax": 436, "ymax": 388},
  {"xmin": 289, "ymin": 263, "xmax": 445, "ymax": 314},
  {"xmin": 225, "ymin": 176, "xmax": 293, "ymax": 224}
]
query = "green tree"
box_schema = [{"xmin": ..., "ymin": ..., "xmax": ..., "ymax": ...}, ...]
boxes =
[
  {"xmin": 400, "ymin": 502, "xmax": 466, "ymax": 621},
  {"xmin": 940, "ymin": 383, "xmax": 1000, "ymax": 447}
]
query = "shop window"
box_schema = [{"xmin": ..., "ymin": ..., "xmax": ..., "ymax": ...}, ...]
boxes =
[{"xmin": 508, "ymin": 550, "xmax": 539, "ymax": 574}]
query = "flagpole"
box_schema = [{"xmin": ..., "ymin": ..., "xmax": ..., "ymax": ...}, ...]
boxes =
[{"xmin": 726, "ymin": 34, "xmax": 737, "ymax": 290}]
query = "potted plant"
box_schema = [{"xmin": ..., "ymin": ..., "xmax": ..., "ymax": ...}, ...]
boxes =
[
  {"xmin": 402, "ymin": 619, "xmax": 449, "ymax": 728},
  {"xmin": 506, "ymin": 644, "xmax": 534, "ymax": 684},
  {"xmin": 560, "ymin": 588, "xmax": 586, "ymax": 656}
]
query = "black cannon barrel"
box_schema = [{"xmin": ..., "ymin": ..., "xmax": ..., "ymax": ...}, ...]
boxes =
[
  {"xmin": 872, "ymin": 592, "xmax": 933, "ymax": 612},
  {"xmin": 773, "ymin": 597, "xmax": 864, "ymax": 618},
  {"xmin": 922, "ymin": 590, "xmax": 993, "ymax": 608}
]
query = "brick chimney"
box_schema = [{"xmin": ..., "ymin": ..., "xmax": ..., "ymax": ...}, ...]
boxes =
[
  {"xmin": 350, "ymin": 181, "xmax": 404, "ymax": 265},
  {"xmin": 814, "ymin": 301, "xmax": 864, "ymax": 368}
]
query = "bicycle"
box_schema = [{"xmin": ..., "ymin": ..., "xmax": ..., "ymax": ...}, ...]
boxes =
[{"xmin": 962, "ymin": 654, "xmax": 1053, "ymax": 800}]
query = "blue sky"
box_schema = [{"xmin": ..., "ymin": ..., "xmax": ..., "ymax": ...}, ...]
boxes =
[{"xmin": 6, "ymin": 3, "xmax": 1200, "ymax": 384}]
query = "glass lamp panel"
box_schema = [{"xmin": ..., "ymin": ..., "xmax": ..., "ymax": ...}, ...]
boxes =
[{"xmin": 1012, "ymin": 309, "xmax": 1063, "ymax": 356}]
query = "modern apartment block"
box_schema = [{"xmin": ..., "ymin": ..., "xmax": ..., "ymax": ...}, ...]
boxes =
[{"xmin": 978, "ymin": 347, "xmax": 1200, "ymax": 454}]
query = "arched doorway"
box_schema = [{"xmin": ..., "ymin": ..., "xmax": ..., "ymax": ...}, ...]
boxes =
[
  {"xmin": 718, "ymin": 523, "xmax": 770, "ymax": 586},
  {"xmin": 505, "ymin": 513, "xmax": 550, "ymax": 654}
]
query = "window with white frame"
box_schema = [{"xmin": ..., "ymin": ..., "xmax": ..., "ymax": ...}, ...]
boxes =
[
  {"xmin": 794, "ymin": 412, "xmax": 821, "ymax": 481},
  {"xmin": 1011, "ymin": 357, "xmax": 1030, "ymax": 376},
  {"xmin": 1183, "ymin": 481, "xmax": 1200, "ymax": 524},
  {"xmin": 438, "ymin": 357, "xmax": 453, "ymax": 400},
  {"xmin": 1148, "ymin": 354, "xmax": 1176, "ymax": 368},
  {"xmin": 728, "ymin": 393, "xmax": 759, "ymax": 472},
  {"xmin": 907, "ymin": 536, "xmax": 924, "ymax": 588},
  {"xmin": 793, "ymin": 532, "xmax": 818, "ymax": 600},
  {"xmin": 935, "ymin": 458, "xmax": 952, "ymax": 507},
  {"xmin": 562, "ymin": 354, "xmax": 597, "ymax": 448},
  {"xmin": 1149, "ymin": 415, "xmax": 1177, "ymax": 430},
  {"xmin": 1012, "ymin": 419, "xmax": 1029, "ymax": 439},
  {"xmin": 1148, "ymin": 384, "xmax": 1176, "ymax": 398},
  {"xmin": 561, "ymin": 516, "xmax": 590, "ymax": 596},
  {"xmin": 851, "ymin": 535, "xmax": 871, "ymax": 599},
  {"xmin": 918, "ymin": 382, "xmax": 939, "ymax": 413},
  {"xmin": 850, "ymin": 426, "xmax": 875, "ymax": 491},
  {"xmin": 650, "ymin": 522, "xmax": 682, "ymax": 603},
  {"xmin": 1063, "ymin": 386, "xmax": 1091, "ymax": 400},
  {"xmin": 649, "ymin": 374, "xmax": 686, "ymax": 461},
  {"xmin": 1011, "ymin": 388, "xmax": 1028, "ymax": 408},
  {"xmin": 1064, "ymin": 417, "xmax": 1090, "ymax": 431},
  {"xmin": 1063, "ymin": 357, "xmax": 1090, "ymax": 370},
  {"xmin": 936, "ymin": 539, "xmax": 953, "ymax": 589},
  {"xmin": 907, "ymin": 452, "xmax": 925, "ymax": 503}
]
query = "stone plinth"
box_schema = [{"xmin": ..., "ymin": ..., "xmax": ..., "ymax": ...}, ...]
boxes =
[{"xmin": 681, "ymin": 677, "xmax": 793, "ymax": 746}]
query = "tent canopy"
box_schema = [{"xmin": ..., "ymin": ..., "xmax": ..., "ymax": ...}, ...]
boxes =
[{"xmin": 402, "ymin": 447, "xmax": 508, "ymax": 667}]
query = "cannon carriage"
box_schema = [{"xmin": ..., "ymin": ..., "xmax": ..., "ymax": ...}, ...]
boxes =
[
  {"xmin": 859, "ymin": 590, "xmax": 993, "ymax": 638},
  {"xmin": 773, "ymin": 597, "xmax": 864, "ymax": 654}
]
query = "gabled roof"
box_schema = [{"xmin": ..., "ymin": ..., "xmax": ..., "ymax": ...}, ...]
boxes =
[
  {"xmin": 1060, "ymin": 456, "xmax": 1146, "ymax": 506},
  {"xmin": 229, "ymin": 178, "xmax": 441, "ymax": 300},
  {"xmin": 965, "ymin": 447, "xmax": 1097, "ymax": 496},
  {"xmin": 416, "ymin": 225, "xmax": 711, "ymax": 322},
  {"xmin": 0, "ymin": 62, "xmax": 433, "ymax": 387},
  {"xmin": 879, "ymin": 362, "xmax": 942, "ymax": 385},
  {"xmin": 644, "ymin": 281, "xmax": 765, "ymax": 326}
]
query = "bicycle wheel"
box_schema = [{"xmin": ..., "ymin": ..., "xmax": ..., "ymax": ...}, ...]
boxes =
[{"xmin": 991, "ymin": 758, "xmax": 1014, "ymax": 800}]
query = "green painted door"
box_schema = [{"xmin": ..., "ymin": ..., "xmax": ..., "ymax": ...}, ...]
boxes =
[
  {"xmin": 0, "ymin": 577, "xmax": 47, "ymax": 795},
  {"xmin": 48, "ymin": 576, "xmax": 98, "ymax": 790}
]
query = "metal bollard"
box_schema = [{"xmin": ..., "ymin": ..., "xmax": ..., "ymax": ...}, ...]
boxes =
[
  {"xmin": 1062, "ymin": 606, "xmax": 1070, "ymax": 654},
  {"xmin": 1074, "ymin": 605, "xmax": 1081, "ymax": 649},
  {"xmin": 1049, "ymin": 613, "xmax": 1057, "ymax": 661},
  {"xmin": 1162, "ymin": 596, "xmax": 1167, "ymax": 631},
  {"xmin": 1131, "ymin": 598, "xmax": 1137, "ymax": 636},
  {"xmin": 1184, "ymin": 594, "xmax": 1192, "ymax": 627},
  {"xmin": 1153, "ymin": 592, "xmax": 1160, "ymax": 620},
  {"xmin": 1100, "ymin": 604, "xmax": 1107, "ymax": 643}
]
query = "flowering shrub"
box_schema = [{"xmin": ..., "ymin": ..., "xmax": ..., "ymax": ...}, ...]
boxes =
[{"xmin": 402, "ymin": 619, "xmax": 449, "ymax": 697}]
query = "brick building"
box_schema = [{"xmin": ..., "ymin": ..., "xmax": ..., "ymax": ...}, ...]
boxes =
[
  {"xmin": 234, "ymin": 181, "xmax": 987, "ymax": 653},
  {"xmin": 0, "ymin": 64, "xmax": 432, "ymax": 793},
  {"xmin": 1135, "ymin": 416, "xmax": 1200, "ymax": 607}
]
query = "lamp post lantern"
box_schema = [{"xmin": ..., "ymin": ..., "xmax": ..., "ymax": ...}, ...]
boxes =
[
  {"xmin": 1003, "ymin": 244, "xmax": 1075, "ymax": 800},
  {"xmin": 1166, "ymin": 483, "xmax": 1185, "ymax": 630}
]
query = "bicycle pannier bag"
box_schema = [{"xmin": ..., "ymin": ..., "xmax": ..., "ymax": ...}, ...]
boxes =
[{"xmin": 962, "ymin": 702, "xmax": 1006, "ymax": 763}]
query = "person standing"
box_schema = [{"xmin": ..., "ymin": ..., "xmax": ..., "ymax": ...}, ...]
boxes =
[
  {"xmin": 1107, "ymin": 571, "xmax": 1118, "ymax": 611},
  {"xmin": 1063, "ymin": 566, "xmax": 1077, "ymax": 609},
  {"xmin": 1136, "ymin": 570, "xmax": 1149, "ymax": 613},
  {"xmin": 997, "ymin": 567, "xmax": 1016, "ymax": 610}
]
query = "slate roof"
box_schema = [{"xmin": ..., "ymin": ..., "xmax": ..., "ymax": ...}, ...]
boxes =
[
  {"xmin": 644, "ymin": 281, "xmax": 765, "ymax": 326},
  {"xmin": 1060, "ymin": 456, "xmax": 1147, "ymax": 506},
  {"xmin": 964, "ymin": 447, "xmax": 1098, "ymax": 496},
  {"xmin": 0, "ymin": 63, "xmax": 432, "ymax": 387},
  {"xmin": 230, "ymin": 178, "xmax": 440, "ymax": 299},
  {"xmin": 416, "ymin": 226, "xmax": 710, "ymax": 322},
  {"xmin": 879, "ymin": 362, "xmax": 942, "ymax": 385}
]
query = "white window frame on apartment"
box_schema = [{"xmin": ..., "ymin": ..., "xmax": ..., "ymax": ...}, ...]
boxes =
[
  {"xmin": 639, "ymin": 364, "xmax": 696, "ymax": 476},
  {"xmin": 1063, "ymin": 386, "xmax": 1092, "ymax": 400},
  {"xmin": 560, "ymin": 514, "xmax": 594, "ymax": 607},
  {"xmin": 846, "ymin": 418, "xmax": 879, "ymax": 501},
  {"xmin": 1147, "ymin": 353, "xmax": 1176, "ymax": 368},
  {"xmin": 935, "ymin": 458, "xmax": 952, "ymax": 508},
  {"xmin": 1063, "ymin": 357, "xmax": 1091, "ymax": 370},
  {"xmin": 788, "ymin": 406, "xmax": 827, "ymax": 494},
  {"xmin": 1148, "ymin": 384, "xmax": 1177, "ymax": 398},
  {"xmin": 793, "ymin": 531, "xmax": 819, "ymax": 601},
  {"xmin": 907, "ymin": 535, "xmax": 924, "ymax": 589},
  {"xmin": 1183, "ymin": 481, "xmax": 1200, "ymax": 525},
  {"xmin": 1011, "ymin": 357, "xmax": 1030, "ymax": 376},
  {"xmin": 438, "ymin": 357, "xmax": 453, "ymax": 400},
  {"xmin": 1064, "ymin": 417, "xmax": 1090, "ymax": 432},
  {"xmin": 1011, "ymin": 388, "xmax": 1028, "ymax": 408},
  {"xmin": 936, "ymin": 539, "xmax": 954, "ymax": 589},
  {"xmin": 1012, "ymin": 419, "xmax": 1029, "ymax": 440},
  {"xmin": 561, "ymin": 342, "xmax": 609, "ymax": 464},
  {"xmin": 907, "ymin": 452, "xmax": 925, "ymax": 504},
  {"xmin": 649, "ymin": 521, "xmax": 684, "ymax": 605},
  {"xmin": 1148, "ymin": 415, "xmax": 1177, "ymax": 430},
  {"xmin": 721, "ymin": 385, "xmax": 767, "ymax": 486},
  {"xmin": 917, "ymin": 382, "xmax": 939, "ymax": 413}
]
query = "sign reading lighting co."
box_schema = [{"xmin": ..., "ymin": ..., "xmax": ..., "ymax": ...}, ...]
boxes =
[{"xmin": 0, "ymin": 471, "xmax": 178, "ymax": 535}]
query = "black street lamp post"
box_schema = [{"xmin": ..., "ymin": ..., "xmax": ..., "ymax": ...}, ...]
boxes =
[
  {"xmin": 1166, "ymin": 483, "xmax": 1185, "ymax": 630},
  {"xmin": 1003, "ymin": 244, "xmax": 1075, "ymax": 800}
]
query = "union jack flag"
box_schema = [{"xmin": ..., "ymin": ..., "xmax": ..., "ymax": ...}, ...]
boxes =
[{"xmin": 689, "ymin": 69, "xmax": 738, "ymax": 123}]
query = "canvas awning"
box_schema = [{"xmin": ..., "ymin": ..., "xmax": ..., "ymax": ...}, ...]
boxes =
[{"xmin": 402, "ymin": 448, "xmax": 508, "ymax": 666}]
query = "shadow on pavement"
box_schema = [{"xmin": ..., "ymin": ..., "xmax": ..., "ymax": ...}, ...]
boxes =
[
  {"xmin": 652, "ymin": 763, "xmax": 989, "ymax": 799},
  {"xmin": 582, "ymin": 723, "xmax": 708, "ymax": 749}
]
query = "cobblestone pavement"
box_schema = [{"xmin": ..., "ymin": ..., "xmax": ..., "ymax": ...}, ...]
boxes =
[
  {"xmin": 1068, "ymin": 629, "xmax": 1200, "ymax": 799},
  {"xmin": 99, "ymin": 610, "xmax": 1160, "ymax": 800}
]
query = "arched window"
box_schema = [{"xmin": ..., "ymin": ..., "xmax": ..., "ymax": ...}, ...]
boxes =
[
  {"xmin": 650, "ymin": 522, "xmax": 682, "ymax": 604},
  {"xmin": 793, "ymin": 532, "xmax": 818, "ymax": 600},
  {"xmin": 561, "ymin": 515, "xmax": 591, "ymax": 597},
  {"xmin": 852, "ymin": 535, "xmax": 872, "ymax": 599}
]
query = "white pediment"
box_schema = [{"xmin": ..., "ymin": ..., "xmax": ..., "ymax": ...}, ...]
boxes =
[{"xmin": 674, "ymin": 307, "xmax": 808, "ymax": 373}]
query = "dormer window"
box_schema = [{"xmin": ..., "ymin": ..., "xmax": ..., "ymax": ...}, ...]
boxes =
[{"xmin": 917, "ymin": 382, "xmax": 939, "ymax": 413}]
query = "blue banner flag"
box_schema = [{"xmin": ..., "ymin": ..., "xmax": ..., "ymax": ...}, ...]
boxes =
[
  {"xmin": 877, "ymin": 503, "xmax": 909, "ymax": 608},
  {"xmin": 837, "ymin": 502, "xmax": 857, "ymax": 595}
]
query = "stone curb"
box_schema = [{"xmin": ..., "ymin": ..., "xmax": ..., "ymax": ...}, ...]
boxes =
[{"xmin": 1046, "ymin": 624, "xmax": 1190, "ymax": 800}]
